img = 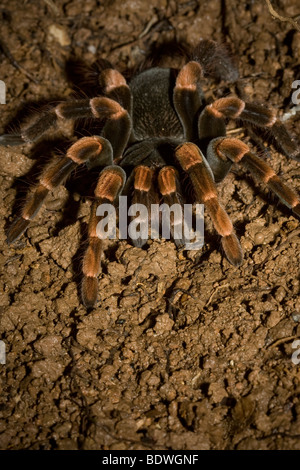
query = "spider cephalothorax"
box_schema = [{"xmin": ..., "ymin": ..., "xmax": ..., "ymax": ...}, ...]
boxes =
[{"xmin": 3, "ymin": 39, "xmax": 300, "ymax": 308}]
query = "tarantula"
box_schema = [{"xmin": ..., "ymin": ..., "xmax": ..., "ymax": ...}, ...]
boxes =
[{"xmin": 3, "ymin": 39, "xmax": 300, "ymax": 308}]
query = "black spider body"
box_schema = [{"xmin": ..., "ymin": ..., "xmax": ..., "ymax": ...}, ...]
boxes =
[
  {"xmin": 130, "ymin": 68, "xmax": 183, "ymax": 140},
  {"xmin": 123, "ymin": 67, "xmax": 203, "ymax": 175}
]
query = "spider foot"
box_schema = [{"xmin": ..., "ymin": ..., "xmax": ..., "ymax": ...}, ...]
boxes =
[
  {"xmin": 0, "ymin": 134, "xmax": 25, "ymax": 146},
  {"xmin": 6, "ymin": 217, "xmax": 30, "ymax": 244},
  {"xmin": 221, "ymin": 233, "xmax": 243, "ymax": 267}
]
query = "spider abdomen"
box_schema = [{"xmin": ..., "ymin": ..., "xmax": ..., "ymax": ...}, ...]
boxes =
[{"xmin": 130, "ymin": 68, "xmax": 183, "ymax": 141}]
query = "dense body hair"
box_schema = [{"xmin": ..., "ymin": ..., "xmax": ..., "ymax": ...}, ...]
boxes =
[{"xmin": 130, "ymin": 68, "xmax": 183, "ymax": 140}]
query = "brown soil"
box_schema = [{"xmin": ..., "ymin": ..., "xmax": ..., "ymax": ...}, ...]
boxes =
[{"xmin": 0, "ymin": 0, "xmax": 300, "ymax": 450}]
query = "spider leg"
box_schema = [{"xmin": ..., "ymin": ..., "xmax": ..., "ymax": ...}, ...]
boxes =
[
  {"xmin": 6, "ymin": 136, "xmax": 113, "ymax": 243},
  {"xmin": 209, "ymin": 137, "xmax": 300, "ymax": 217},
  {"xmin": 173, "ymin": 61, "xmax": 204, "ymax": 141},
  {"xmin": 176, "ymin": 39, "xmax": 239, "ymax": 141},
  {"xmin": 129, "ymin": 165, "xmax": 158, "ymax": 248},
  {"xmin": 129, "ymin": 165, "xmax": 188, "ymax": 248},
  {"xmin": 199, "ymin": 97, "xmax": 300, "ymax": 161},
  {"xmin": 98, "ymin": 67, "xmax": 135, "ymax": 146},
  {"xmin": 157, "ymin": 166, "xmax": 186, "ymax": 247},
  {"xmin": 81, "ymin": 166, "xmax": 126, "ymax": 308},
  {"xmin": 0, "ymin": 134, "xmax": 25, "ymax": 146},
  {"xmin": 158, "ymin": 166, "xmax": 183, "ymax": 207},
  {"xmin": 18, "ymin": 96, "xmax": 131, "ymax": 161},
  {"xmin": 175, "ymin": 142, "xmax": 243, "ymax": 266},
  {"xmin": 99, "ymin": 68, "xmax": 133, "ymax": 115}
]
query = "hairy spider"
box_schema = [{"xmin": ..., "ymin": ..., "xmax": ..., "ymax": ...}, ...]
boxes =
[{"xmin": 3, "ymin": 39, "xmax": 300, "ymax": 308}]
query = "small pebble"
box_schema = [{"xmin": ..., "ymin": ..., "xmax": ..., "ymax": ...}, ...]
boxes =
[{"xmin": 48, "ymin": 24, "xmax": 71, "ymax": 47}]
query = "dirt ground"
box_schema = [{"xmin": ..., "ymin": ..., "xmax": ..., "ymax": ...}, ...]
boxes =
[{"xmin": 0, "ymin": 0, "xmax": 300, "ymax": 451}]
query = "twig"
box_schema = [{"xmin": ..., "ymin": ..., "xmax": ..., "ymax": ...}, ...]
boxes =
[
  {"xmin": 43, "ymin": 0, "xmax": 61, "ymax": 16},
  {"xmin": 139, "ymin": 15, "xmax": 159, "ymax": 39},
  {"xmin": 226, "ymin": 127, "xmax": 244, "ymax": 135},
  {"xmin": 275, "ymin": 229, "xmax": 300, "ymax": 252},
  {"xmin": 0, "ymin": 39, "xmax": 39, "ymax": 84},
  {"xmin": 265, "ymin": 0, "xmax": 300, "ymax": 32},
  {"xmin": 267, "ymin": 335, "xmax": 298, "ymax": 349},
  {"xmin": 206, "ymin": 283, "xmax": 230, "ymax": 306}
]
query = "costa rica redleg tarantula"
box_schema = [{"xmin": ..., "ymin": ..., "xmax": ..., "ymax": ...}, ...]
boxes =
[{"xmin": 3, "ymin": 39, "xmax": 300, "ymax": 308}]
